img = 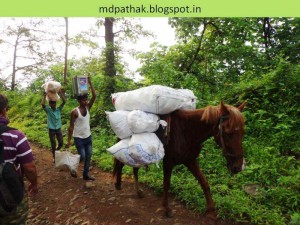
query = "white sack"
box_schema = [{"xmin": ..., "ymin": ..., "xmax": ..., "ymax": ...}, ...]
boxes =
[
  {"xmin": 127, "ymin": 110, "xmax": 160, "ymax": 134},
  {"xmin": 106, "ymin": 110, "xmax": 165, "ymax": 138},
  {"xmin": 42, "ymin": 81, "xmax": 61, "ymax": 101},
  {"xmin": 112, "ymin": 85, "xmax": 197, "ymax": 114},
  {"xmin": 129, "ymin": 133, "xmax": 165, "ymax": 165},
  {"xmin": 55, "ymin": 150, "xmax": 80, "ymax": 173},
  {"xmin": 105, "ymin": 111, "xmax": 132, "ymax": 139},
  {"xmin": 107, "ymin": 139, "xmax": 142, "ymax": 167},
  {"xmin": 107, "ymin": 133, "xmax": 165, "ymax": 167}
]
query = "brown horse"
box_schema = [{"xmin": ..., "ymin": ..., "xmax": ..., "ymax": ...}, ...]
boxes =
[{"xmin": 113, "ymin": 102, "xmax": 246, "ymax": 220}]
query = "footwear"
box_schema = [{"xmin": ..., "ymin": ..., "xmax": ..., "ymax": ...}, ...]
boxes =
[
  {"xmin": 70, "ymin": 170, "xmax": 78, "ymax": 178},
  {"xmin": 83, "ymin": 176, "xmax": 95, "ymax": 181}
]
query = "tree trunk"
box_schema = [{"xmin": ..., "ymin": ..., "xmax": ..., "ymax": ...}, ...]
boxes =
[
  {"xmin": 263, "ymin": 17, "xmax": 271, "ymax": 61},
  {"xmin": 63, "ymin": 17, "xmax": 69, "ymax": 86},
  {"xmin": 104, "ymin": 18, "xmax": 116, "ymax": 77},
  {"xmin": 186, "ymin": 19, "xmax": 207, "ymax": 73},
  {"xmin": 102, "ymin": 17, "xmax": 116, "ymax": 112},
  {"xmin": 11, "ymin": 36, "xmax": 19, "ymax": 91}
]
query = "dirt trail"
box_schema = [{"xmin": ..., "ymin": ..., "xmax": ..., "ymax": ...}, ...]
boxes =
[{"xmin": 27, "ymin": 142, "xmax": 248, "ymax": 225}]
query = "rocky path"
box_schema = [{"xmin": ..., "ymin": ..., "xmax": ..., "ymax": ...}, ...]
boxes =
[{"xmin": 26, "ymin": 143, "xmax": 248, "ymax": 225}]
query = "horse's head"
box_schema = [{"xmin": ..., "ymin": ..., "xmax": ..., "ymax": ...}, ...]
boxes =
[{"xmin": 213, "ymin": 102, "xmax": 246, "ymax": 174}]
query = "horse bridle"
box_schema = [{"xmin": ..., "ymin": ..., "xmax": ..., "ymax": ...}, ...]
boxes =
[{"xmin": 218, "ymin": 115, "xmax": 243, "ymax": 160}]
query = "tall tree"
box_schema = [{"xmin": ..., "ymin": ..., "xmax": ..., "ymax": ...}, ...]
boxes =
[
  {"xmin": 100, "ymin": 18, "xmax": 152, "ymax": 108},
  {"xmin": 104, "ymin": 18, "xmax": 116, "ymax": 78},
  {"xmin": 0, "ymin": 18, "xmax": 57, "ymax": 90},
  {"xmin": 63, "ymin": 17, "xmax": 69, "ymax": 86},
  {"xmin": 100, "ymin": 17, "xmax": 116, "ymax": 112}
]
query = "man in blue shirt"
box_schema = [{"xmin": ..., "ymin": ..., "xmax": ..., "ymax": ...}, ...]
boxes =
[{"xmin": 41, "ymin": 89, "xmax": 66, "ymax": 162}]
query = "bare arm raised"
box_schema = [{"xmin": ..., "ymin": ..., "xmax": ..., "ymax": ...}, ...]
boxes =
[
  {"xmin": 88, "ymin": 76, "xmax": 96, "ymax": 110},
  {"xmin": 59, "ymin": 89, "xmax": 66, "ymax": 107},
  {"xmin": 41, "ymin": 92, "xmax": 47, "ymax": 109}
]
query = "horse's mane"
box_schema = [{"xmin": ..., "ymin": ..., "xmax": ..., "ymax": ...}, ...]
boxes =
[{"xmin": 201, "ymin": 104, "xmax": 245, "ymax": 131}]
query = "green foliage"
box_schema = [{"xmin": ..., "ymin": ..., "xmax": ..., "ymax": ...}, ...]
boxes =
[
  {"xmin": 224, "ymin": 61, "xmax": 300, "ymax": 155},
  {"xmin": 138, "ymin": 43, "xmax": 214, "ymax": 105},
  {"xmin": 290, "ymin": 213, "xmax": 300, "ymax": 225}
]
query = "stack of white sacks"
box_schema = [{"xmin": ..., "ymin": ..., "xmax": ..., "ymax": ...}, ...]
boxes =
[{"xmin": 106, "ymin": 85, "xmax": 197, "ymax": 167}]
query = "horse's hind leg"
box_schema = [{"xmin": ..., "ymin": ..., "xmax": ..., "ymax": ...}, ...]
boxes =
[
  {"xmin": 186, "ymin": 160, "xmax": 217, "ymax": 220},
  {"xmin": 162, "ymin": 161, "xmax": 174, "ymax": 218},
  {"xmin": 133, "ymin": 167, "xmax": 144, "ymax": 198},
  {"xmin": 113, "ymin": 158, "xmax": 124, "ymax": 190}
]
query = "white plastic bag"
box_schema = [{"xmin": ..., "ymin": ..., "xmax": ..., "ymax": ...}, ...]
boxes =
[
  {"xmin": 107, "ymin": 133, "xmax": 165, "ymax": 167},
  {"xmin": 42, "ymin": 81, "xmax": 61, "ymax": 101},
  {"xmin": 112, "ymin": 85, "xmax": 197, "ymax": 114},
  {"xmin": 127, "ymin": 110, "xmax": 160, "ymax": 134},
  {"xmin": 107, "ymin": 139, "xmax": 142, "ymax": 167},
  {"xmin": 55, "ymin": 151, "xmax": 80, "ymax": 173},
  {"xmin": 106, "ymin": 110, "xmax": 165, "ymax": 138},
  {"xmin": 129, "ymin": 133, "xmax": 165, "ymax": 166},
  {"xmin": 105, "ymin": 111, "xmax": 132, "ymax": 139}
]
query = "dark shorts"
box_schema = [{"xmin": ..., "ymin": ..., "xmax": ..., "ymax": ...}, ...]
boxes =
[{"xmin": 0, "ymin": 194, "xmax": 28, "ymax": 225}]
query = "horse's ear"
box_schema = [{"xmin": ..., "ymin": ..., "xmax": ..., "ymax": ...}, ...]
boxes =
[
  {"xmin": 237, "ymin": 101, "xmax": 247, "ymax": 111},
  {"xmin": 220, "ymin": 101, "xmax": 229, "ymax": 115}
]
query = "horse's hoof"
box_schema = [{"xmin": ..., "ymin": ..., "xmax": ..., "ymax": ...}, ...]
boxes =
[
  {"xmin": 165, "ymin": 209, "xmax": 173, "ymax": 218},
  {"xmin": 115, "ymin": 183, "xmax": 121, "ymax": 190},
  {"xmin": 137, "ymin": 190, "xmax": 144, "ymax": 198}
]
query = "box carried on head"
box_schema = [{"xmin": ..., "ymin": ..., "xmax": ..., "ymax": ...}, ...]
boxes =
[{"xmin": 72, "ymin": 76, "xmax": 88, "ymax": 98}]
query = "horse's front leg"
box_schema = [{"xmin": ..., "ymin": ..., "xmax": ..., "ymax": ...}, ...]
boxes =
[
  {"xmin": 186, "ymin": 160, "xmax": 217, "ymax": 220},
  {"xmin": 162, "ymin": 160, "xmax": 174, "ymax": 218},
  {"xmin": 133, "ymin": 167, "xmax": 144, "ymax": 198},
  {"xmin": 113, "ymin": 158, "xmax": 124, "ymax": 190}
]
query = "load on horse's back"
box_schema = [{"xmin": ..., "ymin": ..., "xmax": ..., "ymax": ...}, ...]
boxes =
[{"xmin": 113, "ymin": 101, "xmax": 246, "ymax": 220}]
